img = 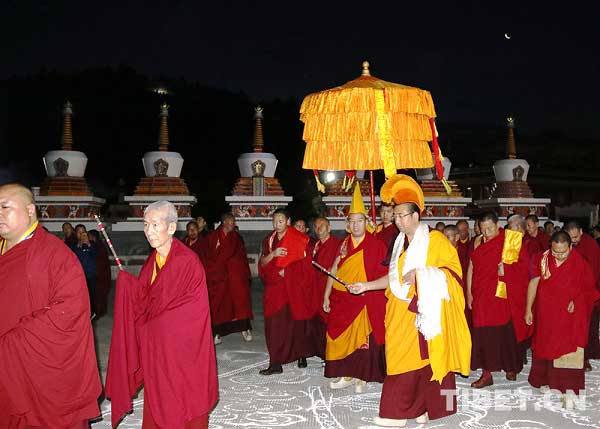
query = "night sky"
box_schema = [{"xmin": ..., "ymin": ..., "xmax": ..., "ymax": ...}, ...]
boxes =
[{"xmin": 2, "ymin": 1, "xmax": 598, "ymax": 138}]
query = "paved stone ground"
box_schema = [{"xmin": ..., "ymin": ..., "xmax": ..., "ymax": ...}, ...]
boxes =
[{"xmin": 91, "ymin": 279, "xmax": 600, "ymax": 429}]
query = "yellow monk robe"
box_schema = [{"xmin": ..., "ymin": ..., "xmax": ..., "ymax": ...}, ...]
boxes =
[
  {"xmin": 385, "ymin": 230, "xmax": 471, "ymax": 382},
  {"xmin": 325, "ymin": 233, "xmax": 388, "ymax": 381},
  {"xmin": 327, "ymin": 250, "xmax": 371, "ymax": 360}
]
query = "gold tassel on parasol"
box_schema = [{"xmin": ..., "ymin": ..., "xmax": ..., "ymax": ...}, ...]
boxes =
[
  {"xmin": 300, "ymin": 61, "xmax": 451, "ymax": 220},
  {"xmin": 301, "ymin": 61, "xmax": 442, "ymax": 179}
]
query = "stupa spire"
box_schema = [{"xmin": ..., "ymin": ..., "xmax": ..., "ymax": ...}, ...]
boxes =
[
  {"xmin": 253, "ymin": 106, "xmax": 264, "ymax": 152},
  {"xmin": 506, "ymin": 116, "xmax": 517, "ymax": 159},
  {"xmin": 158, "ymin": 103, "xmax": 170, "ymax": 151},
  {"xmin": 60, "ymin": 101, "xmax": 74, "ymax": 150}
]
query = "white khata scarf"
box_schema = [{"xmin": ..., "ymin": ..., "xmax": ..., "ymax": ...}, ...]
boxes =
[{"xmin": 389, "ymin": 222, "xmax": 450, "ymax": 340}]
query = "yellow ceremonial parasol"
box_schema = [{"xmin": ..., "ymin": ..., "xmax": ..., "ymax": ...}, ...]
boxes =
[{"xmin": 300, "ymin": 61, "xmax": 448, "ymax": 221}]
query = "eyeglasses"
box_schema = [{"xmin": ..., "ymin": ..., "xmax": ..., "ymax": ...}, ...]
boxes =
[{"xmin": 392, "ymin": 212, "xmax": 414, "ymax": 220}]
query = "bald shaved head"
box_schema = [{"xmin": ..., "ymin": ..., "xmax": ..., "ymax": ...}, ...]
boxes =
[
  {"xmin": 456, "ymin": 219, "xmax": 470, "ymax": 241},
  {"xmin": 0, "ymin": 183, "xmax": 35, "ymax": 205},
  {"xmin": 508, "ymin": 214, "xmax": 526, "ymax": 234},
  {"xmin": 0, "ymin": 183, "xmax": 38, "ymax": 248},
  {"xmin": 314, "ymin": 216, "xmax": 331, "ymax": 242}
]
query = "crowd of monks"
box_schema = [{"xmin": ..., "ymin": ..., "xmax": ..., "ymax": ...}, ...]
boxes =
[{"xmin": 2, "ymin": 176, "xmax": 600, "ymax": 428}]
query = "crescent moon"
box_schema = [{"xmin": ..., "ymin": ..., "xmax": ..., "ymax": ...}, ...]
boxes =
[{"xmin": 504, "ymin": 33, "xmax": 511, "ymax": 40}]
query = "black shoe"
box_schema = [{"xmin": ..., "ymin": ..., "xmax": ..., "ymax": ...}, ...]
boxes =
[
  {"xmin": 298, "ymin": 357, "xmax": 307, "ymax": 368},
  {"xmin": 259, "ymin": 365, "xmax": 283, "ymax": 375}
]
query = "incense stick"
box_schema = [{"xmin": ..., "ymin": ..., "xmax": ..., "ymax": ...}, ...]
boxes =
[
  {"xmin": 93, "ymin": 214, "xmax": 124, "ymax": 271},
  {"xmin": 311, "ymin": 260, "xmax": 347, "ymax": 287}
]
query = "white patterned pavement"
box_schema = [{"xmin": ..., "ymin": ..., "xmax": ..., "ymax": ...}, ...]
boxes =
[{"xmin": 91, "ymin": 279, "xmax": 600, "ymax": 429}]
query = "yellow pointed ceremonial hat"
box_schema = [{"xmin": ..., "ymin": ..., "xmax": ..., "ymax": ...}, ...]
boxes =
[
  {"xmin": 380, "ymin": 174, "xmax": 425, "ymax": 211},
  {"xmin": 348, "ymin": 182, "xmax": 368, "ymax": 216}
]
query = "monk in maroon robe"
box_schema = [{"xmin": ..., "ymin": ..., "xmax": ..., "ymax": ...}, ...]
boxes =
[
  {"xmin": 456, "ymin": 220, "xmax": 471, "ymax": 270},
  {"xmin": 468, "ymin": 212, "xmax": 532, "ymax": 388},
  {"xmin": 293, "ymin": 218, "xmax": 318, "ymax": 267},
  {"xmin": 0, "ymin": 183, "xmax": 101, "ymax": 428},
  {"xmin": 565, "ymin": 221, "xmax": 600, "ymax": 371},
  {"xmin": 525, "ymin": 215, "xmax": 550, "ymax": 256},
  {"xmin": 184, "ymin": 220, "xmax": 204, "ymax": 259},
  {"xmin": 526, "ymin": 231, "xmax": 600, "ymax": 399},
  {"xmin": 311, "ymin": 217, "xmax": 341, "ymax": 357},
  {"xmin": 258, "ymin": 208, "xmax": 321, "ymax": 375},
  {"xmin": 312, "ymin": 217, "xmax": 342, "ymax": 321},
  {"xmin": 375, "ymin": 203, "xmax": 398, "ymax": 248},
  {"xmin": 456, "ymin": 220, "xmax": 473, "ymax": 327},
  {"xmin": 506, "ymin": 213, "xmax": 536, "ymax": 260},
  {"xmin": 200, "ymin": 213, "xmax": 253, "ymax": 343},
  {"xmin": 467, "ymin": 220, "xmax": 482, "ymax": 258},
  {"xmin": 106, "ymin": 201, "xmax": 218, "ymax": 428}
]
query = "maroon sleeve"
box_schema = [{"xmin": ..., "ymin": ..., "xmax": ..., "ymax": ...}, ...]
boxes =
[
  {"xmin": 531, "ymin": 252, "xmax": 543, "ymax": 279},
  {"xmin": 105, "ymin": 271, "xmax": 145, "ymax": 427}
]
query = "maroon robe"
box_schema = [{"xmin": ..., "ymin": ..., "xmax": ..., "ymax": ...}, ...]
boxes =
[
  {"xmin": 259, "ymin": 228, "xmax": 320, "ymax": 365},
  {"xmin": 523, "ymin": 235, "xmax": 535, "ymax": 257},
  {"xmin": 456, "ymin": 239, "xmax": 470, "ymax": 275},
  {"xmin": 260, "ymin": 229, "xmax": 316, "ymax": 320},
  {"xmin": 306, "ymin": 236, "xmax": 318, "ymax": 257},
  {"xmin": 455, "ymin": 239, "xmax": 472, "ymax": 327},
  {"xmin": 575, "ymin": 233, "xmax": 600, "ymax": 291},
  {"xmin": 470, "ymin": 228, "xmax": 531, "ymax": 372},
  {"xmin": 310, "ymin": 235, "xmax": 342, "ymax": 358},
  {"xmin": 573, "ymin": 233, "xmax": 600, "ymax": 359},
  {"xmin": 470, "ymin": 229, "xmax": 531, "ymax": 338},
  {"xmin": 106, "ymin": 239, "xmax": 218, "ymax": 429},
  {"xmin": 528, "ymin": 249, "xmax": 600, "ymax": 393},
  {"xmin": 467, "ymin": 236, "xmax": 481, "ymax": 259},
  {"xmin": 0, "ymin": 226, "xmax": 101, "ymax": 428},
  {"xmin": 200, "ymin": 226, "xmax": 253, "ymax": 330},
  {"xmin": 526, "ymin": 231, "xmax": 550, "ymax": 257},
  {"xmin": 185, "ymin": 237, "xmax": 204, "ymax": 260},
  {"xmin": 531, "ymin": 249, "xmax": 599, "ymax": 359},
  {"xmin": 376, "ymin": 223, "xmax": 399, "ymax": 248},
  {"xmin": 312, "ymin": 235, "xmax": 342, "ymax": 322},
  {"xmin": 537, "ymin": 229, "xmax": 550, "ymax": 248}
]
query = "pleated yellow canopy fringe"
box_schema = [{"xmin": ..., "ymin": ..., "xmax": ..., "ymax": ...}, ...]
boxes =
[{"xmin": 300, "ymin": 61, "xmax": 437, "ymax": 178}]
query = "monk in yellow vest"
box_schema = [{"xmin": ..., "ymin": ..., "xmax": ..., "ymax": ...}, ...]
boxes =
[{"xmin": 348, "ymin": 175, "xmax": 471, "ymax": 427}]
